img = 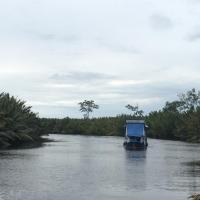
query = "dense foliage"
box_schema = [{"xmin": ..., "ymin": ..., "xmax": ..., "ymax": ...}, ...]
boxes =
[
  {"xmin": 41, "ymin": 89, "xmax": 200, "ymax": 143},
  {"xmin": 0, "ymin": 93, "xmax": 43, "ymax": 148},
  {"xmin": 40, "ymin": 115, "xmax": 141, "ymax": 137},
  {"xmin": 146, "ymin": 89, "xmax": 200, "ymax": 142},
  {"xmin": 1, "ymin": 89, "xmax": 200, "ymax": 149}
]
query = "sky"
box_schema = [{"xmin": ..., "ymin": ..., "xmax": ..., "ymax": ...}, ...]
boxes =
[{"xmin": 0, "ymin": 0, "xmax": 200, "ymax": 118}]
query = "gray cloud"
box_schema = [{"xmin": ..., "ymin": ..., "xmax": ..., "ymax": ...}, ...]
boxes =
[
  {"xmin": 188, "ymin": 0, "xmax": 200, "ymax": 4},
  {"xmin": 96, "ymin": 38, "xmax": 140, "ymax": 54},
  {"xmin": 187, "ymin": 30, "xmax": 200, "ymax": 42},
  {"xmin": 48, "ymin": 71, "xmax": 196, "ymax": 102},
  {"xmin": 37, "ymin": 33, "xmax": 56, "ymax": 41},
  {"xmin": 150, "ymin": 14, "xmax": 173, "ymax": 30},
  {"xmin": 0, "ymin": 0, "xmax": 200, "ymax": 118},
  {"xmin": 105, "ymin": 43, "xmax": 139, "ymax": 54},
  {"xmin": 25, "ymin": 29, "xmax": 80, "ymax": 43},
  {"xmin": 50, "ymin": 71, "xmax": 115, "ymax": 83}
]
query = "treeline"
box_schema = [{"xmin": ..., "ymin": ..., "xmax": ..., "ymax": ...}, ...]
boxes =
[
  {"xmin": 40, "ymin": 115, "xmax": 141, "ymax": 137},
  {"xmin": 0, "ymin": 93, "xmax": 44, "ymax": 148},
  {"xmin": 1, "ymin": 89, "xmax": 200, "ymax": 149},
  {"xmin": 41, "ymin": 88, "xmax": 200, "ymax": 143}
]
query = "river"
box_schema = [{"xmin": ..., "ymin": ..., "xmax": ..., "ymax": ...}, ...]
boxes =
[{"xmin": 0, "ymin": 134, "xmax": 200, "ymax": 200}]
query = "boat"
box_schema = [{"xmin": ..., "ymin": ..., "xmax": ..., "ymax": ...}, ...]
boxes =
[{"xmin": 123, "ymin": 120, "xmax": 148, "ymax": 150}]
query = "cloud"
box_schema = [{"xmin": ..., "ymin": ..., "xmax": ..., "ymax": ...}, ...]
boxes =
[
  {"xmin": 187, "ymin": 29, "xmax": 200, "ymax": 42},
  {"xmin": 109, "ymin": 79, "xmax": 151, "ymax": 86},
  {"xmin": 24, "ymin": 29, "xmax": 80, "ymax": 43},
  {"xmin": 0, "ymin": 0, "xmax": 200, "ymax": 118},
  {"xmin": 44, "ymin": 83, "xmax": 75, "ymax": 89},
  {"xmin": 96, "ymin": 38, "xmax": 140, "ymax": 54},
  {"xmin": 50, "ymin": 71, "xmax": 115, "ymax": 83},
  {"xmin": 188, "ymin": 0, "xmax": 200, "ymax": 4},
  {"xmin": 36, "ymin": 33, "xmax": 56, "ymax": 41},
  {"xmin": 3, "ymin": 69, "xmax": 199, "ymax": 118},
  {"xmin": 150, "ymin": 14, "xmax": 173, "ymax": 30},
  {"xmin": 28, "ymin": 100, "xmax": 77, "ymax": 107}
]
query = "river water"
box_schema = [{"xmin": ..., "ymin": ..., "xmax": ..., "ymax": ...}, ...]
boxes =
[{"xmin": 0, "ymin": 134, "xmax": 200, "ymax": 200}]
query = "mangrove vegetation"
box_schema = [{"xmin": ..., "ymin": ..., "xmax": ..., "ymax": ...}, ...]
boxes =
[
  {"xmin": 41, "ymin": 88, "xmax": 200, "ymax": 143},
  {"xmin": 146, "ymin": 88, "xmax": 200, "ymax": 142},
  {"xmin": 1, "ymin": 88, "xmax": 200, "ymax": 149}
]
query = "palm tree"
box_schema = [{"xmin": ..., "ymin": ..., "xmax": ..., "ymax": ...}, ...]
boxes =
[{"xmin": 0, "ymin": 93, "xmax": 42, "ymax": 148}]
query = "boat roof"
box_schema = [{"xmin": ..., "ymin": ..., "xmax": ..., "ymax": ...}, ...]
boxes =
[{"xmin": 126, "ymin": 120, "xmax": 144, "ymax": 124}]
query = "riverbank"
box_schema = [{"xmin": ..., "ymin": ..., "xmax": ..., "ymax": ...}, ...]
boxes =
[
  {"xmin": 40, "ymin": 114, "xmax": 200, "ymax": 144},
  {"xmin": 0, "ymin": 136, "xmax": 53, "ymax": 150}
]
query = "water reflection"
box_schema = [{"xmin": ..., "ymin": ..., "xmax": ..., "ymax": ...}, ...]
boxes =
[
  {"xmin": 161, "ymin": 140, "xmax": 200, "ymax": 193},
  {"xmin": 180, "ymin": 160, "xmax": 200, "ymax": 192},
  {"xmin": 124, "ymin": 149, "xmax": 147, "ymax": 191},
  {"xmin": 0, "ymin": 151, "xmax": 27, "ymax": 160},
  {"xmin": 125, "ymin": 150, "xmax": 146, "ymax": 159},
  {"xmin": 183, "ymin": 161, "xmax": 200, "ymax": 177}
]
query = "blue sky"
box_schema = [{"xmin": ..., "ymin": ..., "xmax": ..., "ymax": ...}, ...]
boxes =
[{"xmin": 0, "ymin": 0, "xmax": 200, "ymax": 118}]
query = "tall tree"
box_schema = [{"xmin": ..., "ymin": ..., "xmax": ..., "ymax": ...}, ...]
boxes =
[
  {"xmin": 163, "ymin": 101, "xmax": 184, "ymax": 113},
  {"xmin": 78, "ymin": 100, "xmax": 99, "ymax": 119},
  {"xmin": 178, "ymin": 88, "xmax": 200, "ymax": 112},
  {"xmin": 125, "ymin": 104, "xmax": 144, "ymax": 117}
]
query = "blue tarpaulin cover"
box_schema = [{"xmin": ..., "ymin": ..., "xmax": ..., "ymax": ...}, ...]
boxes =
[{"xmin": 126, "ymin": 123, "xmax": 144, "ymax": 137}]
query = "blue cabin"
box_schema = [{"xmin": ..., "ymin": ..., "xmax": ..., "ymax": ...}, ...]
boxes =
[{"xmin": 124, "ymin": 120, "xmax": 148, "ymax": 150}]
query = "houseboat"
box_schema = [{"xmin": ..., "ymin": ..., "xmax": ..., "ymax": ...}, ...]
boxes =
[{"xmin": 123, "ymin": 120, "xmax": 148, "ymax": 150}]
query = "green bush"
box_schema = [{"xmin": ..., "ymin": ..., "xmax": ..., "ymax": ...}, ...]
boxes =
[{"xmin": 0, "ymin": 93, "xmax": 43, "ymax": 148}]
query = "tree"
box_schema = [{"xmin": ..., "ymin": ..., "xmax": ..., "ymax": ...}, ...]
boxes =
[
  {"xmin": 78, "ymin": 100, "xmax": 99, "ymax": 119},
  {"xmin": 125, "ymin": 104, "xmax": 144, "ymax": 117},
  {"xmin": 0, "ymin": 92, "xmax": 43, "ymax": 148},
  {"xmin": 178, "ymin": 88, "xmax": 200, "ymax": 112},
  {"xmin": 163, "ymin": 101, "xmax": 184, "ymax": 113}
]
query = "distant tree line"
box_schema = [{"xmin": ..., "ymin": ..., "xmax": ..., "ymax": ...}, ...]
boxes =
[
  {"xmin": 1, "ymin": 88, "xmax": 200, "ymax": 149},
  {"xmin": 41, "ymin": 89, "xmax": 200, "ymax": 142},
  {"xmin": 41, "ymin": 88, "xmax": 200, "ymax": 143},
  {"xmin": 40, "ymin": 114, "xmax": 142, "ymax": 137}
]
